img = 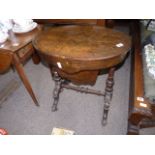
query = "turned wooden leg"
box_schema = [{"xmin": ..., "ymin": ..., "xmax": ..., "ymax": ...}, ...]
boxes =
[
  {"xmin": 12, "ymin": 53, "xmax": 39, "ymax": 106},
  {"xmin": 102, "ymin": 67, "xmax": 115, "ymax": 125},
  {"xmin": 52, "ymin": 71, "xmax": 63, "ymax": 111}
]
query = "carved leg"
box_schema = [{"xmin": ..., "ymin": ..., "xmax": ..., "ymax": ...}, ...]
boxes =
[
  {"xmin": 52, "ymin": 71, "xmax": 63, "ymax": 111},
  {"xmin": 102, "ymin": 67, "xmax": 115, "ymax": 126}
]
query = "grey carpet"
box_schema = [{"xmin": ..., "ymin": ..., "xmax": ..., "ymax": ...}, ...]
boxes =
[
  {"xmin": 0, "ymin": 78, "xmax": 21, "ymax": 106},
  {"xmin": 0, "ymin": 54, "xmax": 131, "ymax": 135}
]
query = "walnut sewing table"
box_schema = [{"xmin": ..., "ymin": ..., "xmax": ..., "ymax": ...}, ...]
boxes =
[{"xmin": 33, "ymin": 25, "xmax": 131, "ymax": 125}]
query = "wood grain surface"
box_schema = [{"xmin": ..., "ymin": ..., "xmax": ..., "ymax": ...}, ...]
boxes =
[
  {"xmin": 34, "ymin": 25, "xmax": 131, "ymax": 74},
  {"xmin": 34, "ymin": 25, "xmax": 131, "ymax": 60}
]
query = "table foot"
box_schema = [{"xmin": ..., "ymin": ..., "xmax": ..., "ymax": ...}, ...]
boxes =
[
  {"xmin": 52, "ymin": 71, "xmax": 62, "ymax": 112},
  {"xmin": 102, "ymin": 102, "xmax": 110, "ymax": 126},
  {"xmin": 52, "ymin": 102, "xmax": 58, "ymax": 111},
  {"xmin": 102, "ymin": 67, "xmax": 115, "ymax": 125},
  {"xmin": 102, "ymin": 115, "xmax": 107, "ymax": 126}
]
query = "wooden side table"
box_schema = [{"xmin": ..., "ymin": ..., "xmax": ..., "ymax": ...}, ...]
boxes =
[
  {"xmin": 0, "ymin": 25, "xmax": 42, "ymax": 106},
  {"xmin": 33, "ymin": 25, "xmax": 131, "ymax": 125}
]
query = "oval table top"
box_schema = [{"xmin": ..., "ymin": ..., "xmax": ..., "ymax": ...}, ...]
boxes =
[{"xmin": 33, "ymin": 25, "xmax": 131, "ymax": 73}]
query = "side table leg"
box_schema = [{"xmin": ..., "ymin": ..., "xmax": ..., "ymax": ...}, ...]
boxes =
[
  {"xmin": 32, "ymin": 51, "xmax": 40, "ymax": 65},
  {"xmin": 52, "ymin": 71, "xmax": 62, "ymax": 111},
  {"xmin": 12, "ymin": 54, "xmax": 39, "ymax": 106},
  {"xmin": 102, "ymin": 67, "xmax": 115, "ymax": 126}
]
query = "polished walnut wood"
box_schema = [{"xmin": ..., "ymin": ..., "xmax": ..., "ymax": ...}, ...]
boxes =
[
  {"xmin": 33, "ymin": 24, "xmax": 131, "ymax": 125},
  {"xmin": 0, "ymin": 25, "xmax": 42, "ymax": 106},
  {"xmin": 33, "ymin": 26, "xmax": 131, "ymax": 76},
  {"xmin": 127, "ymin": 20, "xmax": 154, "ymax": 135}
]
